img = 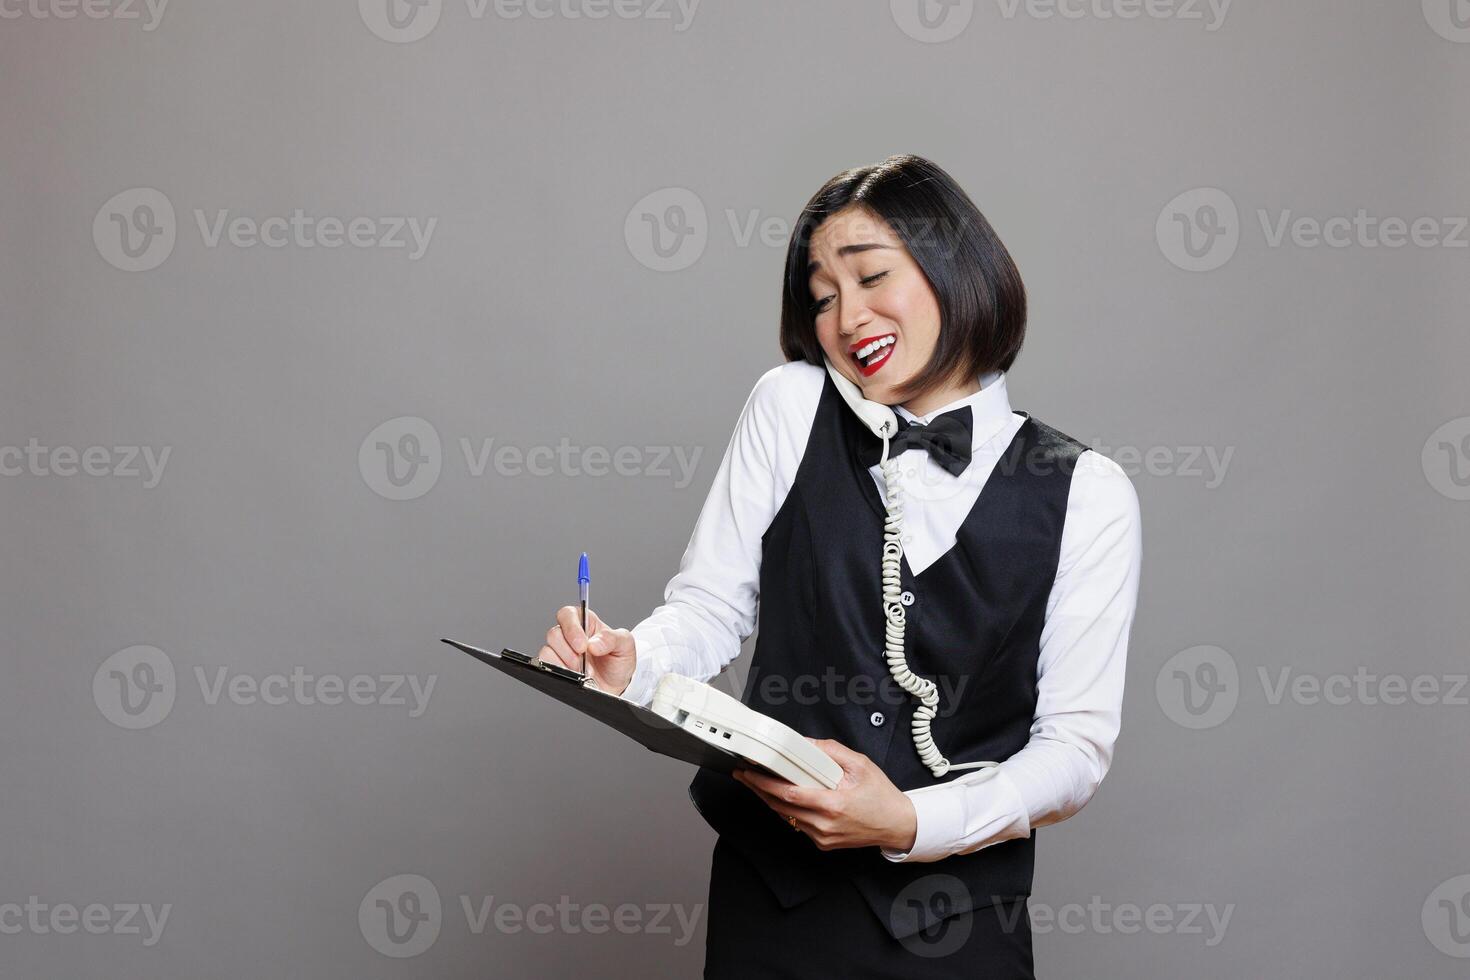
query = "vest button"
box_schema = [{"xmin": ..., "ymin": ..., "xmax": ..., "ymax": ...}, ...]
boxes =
[
  {"xmin": 900, "ymin": 590, "xmax": 915, "ymax": 606},
  {"xmin": 869, "ymin": 711, "xmax": 885, "ymax": 727}
]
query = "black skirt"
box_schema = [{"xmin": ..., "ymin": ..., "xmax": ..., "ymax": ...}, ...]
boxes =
[{"xmin": 703, "ymin": 837, "xmax": 1035, "ymax": 979}]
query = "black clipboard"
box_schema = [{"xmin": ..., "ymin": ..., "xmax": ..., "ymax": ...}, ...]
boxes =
[{"xmin": 441, "ymin": 638, "xmax": 749, "ymax": 775}]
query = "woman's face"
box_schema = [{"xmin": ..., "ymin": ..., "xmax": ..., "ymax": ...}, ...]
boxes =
[{"xmin": 807, "ymin": 207, "xmax": 943, "ymax": 406}]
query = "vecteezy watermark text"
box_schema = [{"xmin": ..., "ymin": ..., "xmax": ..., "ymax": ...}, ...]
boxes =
[
  {"xmin": 1158, "ymin": 187, "xmax": 1469, "ymax": 272},
  {"xmin": 94, "ymin": 188, "xmax": 436, "ymax": 272},
  {"xmin": 358, "ymin": 0, "xmax": 701, "ymax": 44},
  {"xmin": 740, "ymin": 665, "xmax": 971, "ymax": 716},
  {"xmin": 359, "ymin": 416, "xmax": 703, "ymax": 500},
  {"xmin": 0, "ymin": 0, "xmax": 168, "ymax": 29},
  {"xmin": 890, "ymin": 0, "xmax": 1232, "ymax": 44},
  {"xmin": 1156, "ymin": 645, "xmax": 1470, "ymax": 730},
  {"xmin": 623, "ymin": 188, "xmax": 976, "ymax": 272},
  {"xmin": 93, "ymin": 646, "xmax": 436, "ymax": 730},
  {"xmin": 0, "ymin": 898, "xmax": 170, "ymax": 947},
  {"xmin": 890, "ymin": 874, "xmax": 1232, "ymax": 960},
  {"xmin": 460, "ymin": 894, "xmax": 701, "ymax": 944},
  {"xmin": 358, "ymin": 875, "xmax": 702, "ymax": 958},
  {"xmin": 1080, "ymin": 440, "xmax": 1233, "ymax": 488},
  {"xmin": 0, "ymin": 440, "xmax": 170, "ymax": 487},
  {"xmin": 998, "ymin": 895, "xmax": 1232, "ymax": 946}
]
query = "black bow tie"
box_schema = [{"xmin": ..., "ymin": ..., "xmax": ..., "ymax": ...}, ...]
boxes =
[{"xmin": 859, "ymin": 406, "xmax": 974, "ymax": 476}]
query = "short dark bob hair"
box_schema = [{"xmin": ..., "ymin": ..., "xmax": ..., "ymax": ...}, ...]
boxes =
[{"xmin": 779, "ymin": 154, "xmax": 1027, "ymax": 402}]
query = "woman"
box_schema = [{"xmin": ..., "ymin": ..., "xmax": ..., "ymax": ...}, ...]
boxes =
[{"xmin": 538, "ymin": 154, "xmax": 1142, "ymax": 977}]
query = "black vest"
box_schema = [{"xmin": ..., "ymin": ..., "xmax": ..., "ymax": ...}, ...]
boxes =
[{"xmin": 688, "ymin": 372, "xmax": 1087, "ymax": 940}]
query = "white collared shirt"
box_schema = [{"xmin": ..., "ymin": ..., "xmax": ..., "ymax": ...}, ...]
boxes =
[{"xmin": 621, "ymin": 360, "xmax": 1142, "ymax": 863}]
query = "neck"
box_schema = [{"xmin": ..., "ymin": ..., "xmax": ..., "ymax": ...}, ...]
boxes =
[{"xmin": 899, "ymin": 373, "xmax": 981, "ymax": 417}]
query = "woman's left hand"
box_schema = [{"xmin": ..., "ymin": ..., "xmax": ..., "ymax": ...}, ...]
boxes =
[{"xmin": 733, "ymin": 738, "xmax": 917, "ymax": 853}]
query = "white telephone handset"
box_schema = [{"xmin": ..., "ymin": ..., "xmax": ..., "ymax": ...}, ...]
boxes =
[{"xmin": 823, "ymin": 358, "xmax": 999, "ymax": 781}]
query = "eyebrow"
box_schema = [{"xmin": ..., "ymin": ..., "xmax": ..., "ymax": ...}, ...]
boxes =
[{"xmin": 807, "ymin": 242, "xmax": 895, "ymax": 275}]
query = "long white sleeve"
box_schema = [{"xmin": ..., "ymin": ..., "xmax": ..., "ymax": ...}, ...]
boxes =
[
  {"xmin": 620, "ymin": 365, "xmax": 814, "ymax": 707},
  {"xmin": 879, "ymin": 450, "xmax": 1142, "ymax": 862}
]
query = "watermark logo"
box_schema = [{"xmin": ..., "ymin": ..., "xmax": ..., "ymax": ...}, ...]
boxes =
[
  {"xmin": 891, "ymin": 874, "xmax": 973, "ymax": 958},
  {"xmin": 1156, "ymin": 645, "xmax": 1238, "ymax": 729},
  {"xmin": 1423, "ymin": 416, "xmax": 1470, "ymax": 501},
  {"xmin": 1156, "ymin": 187, "xmax": 1239, "ymax": 272},
  {"xmin": 360, "ymin": 416, "xmax": 443, "ymax": 501},
  {"xmin": 1423, "ymin": 0, "xmax": 1470, "ymax": 43},
  {"xmin": 625, "ymin": 187, "xmax": 707, "ymax": 272},
  {"xmin": 359, "ymin": 0, "xmax": 443, "ymax": 42},
  {"xmin": 94, "ymin": 188, "xmax": 176, "ymax": 272},
  {"xmin": 890, "ymin": 0, "xmax": 975, "ymax": 43},
  {"xmin": 1425, "ymin": 874, "xmax": 1470, "ymax": 957},
  {"xmin": 93, "ymin": 646, "xmax": 176, "ymax": 730},
  {"xmin": 360, "ymin": 875, "xmax": 442, "ymax": 958}
]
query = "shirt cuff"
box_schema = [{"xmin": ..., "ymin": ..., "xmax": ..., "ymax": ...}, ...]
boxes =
[
  {"xmin": 879, "ymin": 768, "xmax": 1032, "ymax": 863},
  {"xmin": 618, "ymin": 621, "xmax": 668, "ymax": 707}
]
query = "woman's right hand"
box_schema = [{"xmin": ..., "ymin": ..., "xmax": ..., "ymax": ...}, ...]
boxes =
[{"xmin": 538, "ymin": 606, "xmax": 637, "ymax": 696}]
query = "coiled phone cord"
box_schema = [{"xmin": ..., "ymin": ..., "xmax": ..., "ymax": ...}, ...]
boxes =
[{"xmin": 878, "ymin": 436, "xmax": 1001, "ymax": 782}]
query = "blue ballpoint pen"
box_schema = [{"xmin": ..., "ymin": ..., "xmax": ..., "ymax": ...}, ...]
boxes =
[{"xmin": 577, "ymin": 552, "xmax": 590, "ymax": 677}]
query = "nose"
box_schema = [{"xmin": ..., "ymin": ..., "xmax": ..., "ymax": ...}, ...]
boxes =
[{"xmin": 836, "ymin": 287, "xmax": 873, "ymax": 337}]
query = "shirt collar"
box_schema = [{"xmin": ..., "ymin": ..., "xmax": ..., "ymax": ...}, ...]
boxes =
[{"xmin": 893, "ymin": 370, "xmax": 1012, "ymax": 451}]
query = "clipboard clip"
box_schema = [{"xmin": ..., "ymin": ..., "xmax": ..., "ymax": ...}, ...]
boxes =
[
  {"xmin": 440, "ymin": 639, "xmax": 597, "ymax": 688},
  {"xmin": 498, "ymin": 647, "xmax": 592, "ymax": 685}
]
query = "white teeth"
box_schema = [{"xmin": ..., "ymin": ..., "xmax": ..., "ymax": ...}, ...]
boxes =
[{"xmin": 855, "ymin": 336, "xmax": 895, "ymax": 361}]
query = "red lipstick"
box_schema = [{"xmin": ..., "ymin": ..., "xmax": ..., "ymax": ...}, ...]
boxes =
[{"xmin": 848, "ymin": 332, "xmax": 896, "ymax": 378}]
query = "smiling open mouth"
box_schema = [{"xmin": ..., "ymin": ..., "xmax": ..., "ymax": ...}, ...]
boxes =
[{"xmin": 849, "ymin": 333, "xmax": 896, "ymax": 377}]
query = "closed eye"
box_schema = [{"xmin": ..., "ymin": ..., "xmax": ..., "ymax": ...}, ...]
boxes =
[{"xmin": 808, "ymin": 271, "xmax": 890, "ymax": 315}]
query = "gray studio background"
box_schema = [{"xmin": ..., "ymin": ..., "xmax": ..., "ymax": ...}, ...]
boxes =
[{"xmin": 3, "ymin": 1, "xmax": 1468, "ymax": 976}]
